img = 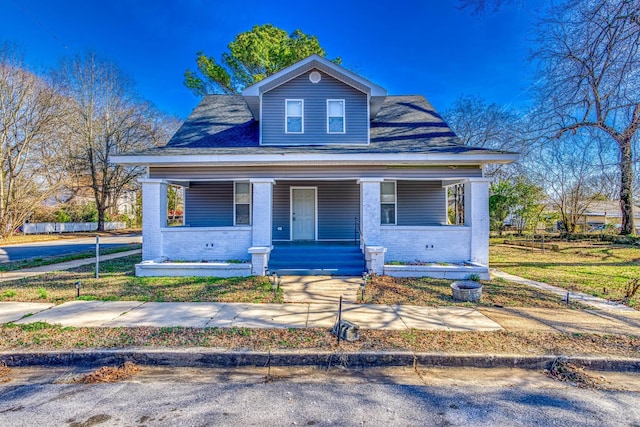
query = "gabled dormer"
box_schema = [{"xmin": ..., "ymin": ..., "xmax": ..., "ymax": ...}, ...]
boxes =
[{"xmin": 242, "ymin": 55, "xmax": 387, "ymax": 145}]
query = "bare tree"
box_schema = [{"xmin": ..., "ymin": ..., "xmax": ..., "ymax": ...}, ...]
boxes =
[
  {"xmin": 55, "ymin": 53, "xmax": 172, "ymax": 231},
  {"xmin": 533, "ymin": 0, "xmax": 640, "ymax": 234},
  {"xmin": 0, "ymin": 43, "xmax": 67, "ymax": 238},
  {"xmin": 444, "ymin": 94, "xmax": 528, "ymax": 179},
  {"xmin": 527, "ymin": 135, "xmax": 601, "ymax": 234},
  {"xmin": 457, "ymin": 0, "xmax": 523, "ymax": 14}
]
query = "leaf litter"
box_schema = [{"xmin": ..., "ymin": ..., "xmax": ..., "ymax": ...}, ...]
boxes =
[{"xmin": 71, "ymin": 361, "xmax": 139, "ymax": 384}]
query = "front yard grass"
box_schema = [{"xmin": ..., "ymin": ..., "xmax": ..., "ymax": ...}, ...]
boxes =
[
  {"xmin": 364, "ymin": 275, "xmax": 582, "ymax": 308},
  {"xmin": 1, "ymin": 253, "xmax": 581, "ymax": 309},
  {"xmin": 490, "ymin": 240, "xmax": 640, "ymax": 308},
  {"xmin": 0, "ymin": 255, "xmax": 281, "ymax": 304}
]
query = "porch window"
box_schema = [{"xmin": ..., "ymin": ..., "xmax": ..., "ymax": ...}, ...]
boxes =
[
  {"xmin": 327, "ymin": 99, "xmax": 345, "ymax": 133},
  {"xmin": 234, "ymin": 182, "xmax": 251, "ymax": 225},
  {"xmin": 380, "ymin": 181, "xmax": 396, "ymax": 225},
  {"xmin": 286, "ymin": 99, "xmax": 303, "ymax": 133}
]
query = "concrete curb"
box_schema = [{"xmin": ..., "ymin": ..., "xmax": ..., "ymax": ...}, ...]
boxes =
[{"xmin": 1, "ymin": 349, "xmax": 639, "ymax": 372}]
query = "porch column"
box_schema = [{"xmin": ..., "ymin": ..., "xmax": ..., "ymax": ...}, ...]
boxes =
[
  {"xmin": 358, "ymin": 178, "xmax": 384, "ymax": 245},
  {"xmin": 140, "ymin": 178, "xmax": 168, "ymax": 261},
  {"xmin": 464, "ymin": 178, "xmax": 492, "ymax": 265},
  {"xmin": 251, "ymin": 178, "xmax": 274, "ymax": 247}
]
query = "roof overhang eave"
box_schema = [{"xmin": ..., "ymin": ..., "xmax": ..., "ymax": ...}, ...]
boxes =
[{"xmin": 111, "ymin": 152, "xmax": 519, "ymax": 167}]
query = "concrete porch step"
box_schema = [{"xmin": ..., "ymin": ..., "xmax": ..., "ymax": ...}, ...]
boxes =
[
  {"xmin": 269, "ymin": 241, "xmax": 365, "ymax": 277},
  {"xmin": 269, "ymin": 260, "xmax": 364, "ymax": 268}
]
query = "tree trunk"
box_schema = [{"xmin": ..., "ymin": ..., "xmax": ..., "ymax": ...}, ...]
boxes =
[
  {"xmin": 619, "ymin": 137, "xmax": 635, "ymax": 235},
  {"xmin": 97, "ymin": 205, "xmax": 106, "ymax": 232}
]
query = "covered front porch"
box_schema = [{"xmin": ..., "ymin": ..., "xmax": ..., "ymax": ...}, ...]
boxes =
[{"xmin": 137, "ymin": 172, "xmax": 490, "ymax": 278}]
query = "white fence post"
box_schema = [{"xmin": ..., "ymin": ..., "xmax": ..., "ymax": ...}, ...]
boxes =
[{"xmin": 95, "ymin": 235, "xmax": 100, "ymax": 279}]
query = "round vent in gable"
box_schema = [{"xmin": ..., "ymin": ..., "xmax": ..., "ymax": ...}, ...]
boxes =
[{"xmin": 309, "ymin": 71, "xmax": 321, "ymax": 83}]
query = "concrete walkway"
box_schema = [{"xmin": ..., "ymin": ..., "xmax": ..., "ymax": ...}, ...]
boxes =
[
  {"xmin": 491, "ymin": 269, "xmax": 636, "ymax": 312},
  {"xmin": 0, "ymin": 300, "xmax": 503, "ymax": 331},
  {"xmin": 0, "ymin": 249, "xmax": 141, "ymax": 283},
  {"xmin": 3, "ymin": 299, "xmax": 640, "ymax": 336},
  {"xmin": 478, "ymin": 306, "xmax": 640, "ymax": 336}
]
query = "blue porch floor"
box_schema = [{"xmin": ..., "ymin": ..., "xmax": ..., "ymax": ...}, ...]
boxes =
[{"xmin": 268, "ymin": 241, "xmax": 365, "ymax": 276}]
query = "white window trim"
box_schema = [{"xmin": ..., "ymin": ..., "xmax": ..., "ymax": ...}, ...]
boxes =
[
  {"xmin": 327, "ymin": 99, "xmax": 346, "ymax": 134},
  {"xmin": 380, "ymin": 180, "xmax": 397, "ymax": 226},
  {"xmin": 233, "ymin": 181, "xmax": 252, "ymax": 226},
  {"xmin": 285, "ymin": 99, "xmax": 304, "ymax": 134}
]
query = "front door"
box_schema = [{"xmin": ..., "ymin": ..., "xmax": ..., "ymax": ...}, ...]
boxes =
[{"xmin": 291, "ymin": 188, "xmax": 316, "ymax": 240}]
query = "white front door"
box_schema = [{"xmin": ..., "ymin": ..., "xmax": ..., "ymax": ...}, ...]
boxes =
[{"xmin": 291, "ymin": 188, "xmax": 316, "ymax": 240}]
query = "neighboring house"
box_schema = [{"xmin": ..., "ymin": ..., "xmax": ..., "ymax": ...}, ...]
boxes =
[
  {"xmin": 112, "ymin": 55, "xmax": 517, "ymax": 278},
  {"xmin": 579, "ymin": 201, "xmax": 640, "ymax": 229}
]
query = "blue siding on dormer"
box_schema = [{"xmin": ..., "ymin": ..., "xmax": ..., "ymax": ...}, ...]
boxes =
[{"xmin": 261, "ymin": 70, "xmax": 369, "ymax": 145}]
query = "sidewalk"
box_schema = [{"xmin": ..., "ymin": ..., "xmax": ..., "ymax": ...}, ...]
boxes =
[
  {"xmin": 0, "ymin": 249, "xmax": 141, "ymax": 283},
  {"xmin": 0, "ymin": 300, "xmax": 503, "ymax": 331},
  {"xmin": 2, "ymin": 297, "xmax": 639, "ymax": 335}
]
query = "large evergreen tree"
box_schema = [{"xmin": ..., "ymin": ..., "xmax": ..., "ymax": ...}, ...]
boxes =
[{"xmin": 184, "ymin": 24, "xmax": 339, "ymax": 95}]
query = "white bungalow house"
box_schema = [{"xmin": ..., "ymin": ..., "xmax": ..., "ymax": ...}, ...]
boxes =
[{"xmin": 112, "ymin": 55, "xmax": 517, "ymax": 279}]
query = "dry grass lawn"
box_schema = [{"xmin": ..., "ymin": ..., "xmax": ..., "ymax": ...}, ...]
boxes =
[
  {"xmin": 0, "ymin": 323, "xmax": 638, "ymax": 358},
  {"xmin": 364, "ymin": 275, "xmax": 583, "ymax": 309},
  {"xmin": 0, "ymin": 255, "xmax": 280, "ymax": 304},
  {"xmin": 0, "ymin": 254, "xmax": 573, "ymax": 308},
  {"xmin": 490, "ymin": 240, "xmax": 640, "ymax": 308}
]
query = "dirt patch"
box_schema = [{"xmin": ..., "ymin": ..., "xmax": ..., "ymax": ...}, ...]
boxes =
[
  {"xmin": 545, "ymin": 358, "xmax": 613, "ymax": 389},
  {"xmin": 71, "ymin": 362, "xmax": 138, "ymax": 384}
]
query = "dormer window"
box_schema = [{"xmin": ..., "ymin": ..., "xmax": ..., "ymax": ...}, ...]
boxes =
[
  {"xmin": 327, "ymin": 99, "xmax": 345, "ymax": 133},
  {"xmin": 286, "ymin": 99, "xmax": 304, "ymax": 133}
]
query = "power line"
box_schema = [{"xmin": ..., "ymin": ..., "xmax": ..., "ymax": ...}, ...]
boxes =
[{"xmin": 9, "ymin": 0, "xmax": 69, "ymax": 51}]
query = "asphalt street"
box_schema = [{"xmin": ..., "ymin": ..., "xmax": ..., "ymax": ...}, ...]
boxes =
[
  {"xmin": 0, "ymin": 234, "xmax": 142, "ymax": 263},
  {"xmin": 1, "ymin": 367, "xmax": 639, "ymax": 426}
]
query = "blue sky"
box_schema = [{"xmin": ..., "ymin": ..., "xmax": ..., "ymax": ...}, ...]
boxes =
[{"xmin": 2, "ymin": 0, "xmax": 543, "ymax": 119}]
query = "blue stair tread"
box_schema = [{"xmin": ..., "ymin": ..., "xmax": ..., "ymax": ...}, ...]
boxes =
[{"xmin": 271, "ymin": 268, "xmax": 364, "ymax": 276}]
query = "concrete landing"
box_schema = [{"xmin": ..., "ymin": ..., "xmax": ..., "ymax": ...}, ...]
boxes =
[{"xmin": 281, "ymin": 276, "xmax": 363, "ymax": 303}]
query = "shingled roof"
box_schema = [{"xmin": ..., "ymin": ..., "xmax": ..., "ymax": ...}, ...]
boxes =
[{"xmin": 121, "ymin": 95, "xmax": 514, "ymax": 157}]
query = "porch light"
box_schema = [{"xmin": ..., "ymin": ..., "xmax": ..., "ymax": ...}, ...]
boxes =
[{"xmin": 75, "ymin": 281, "xmax": 82, "ymax": 298}]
